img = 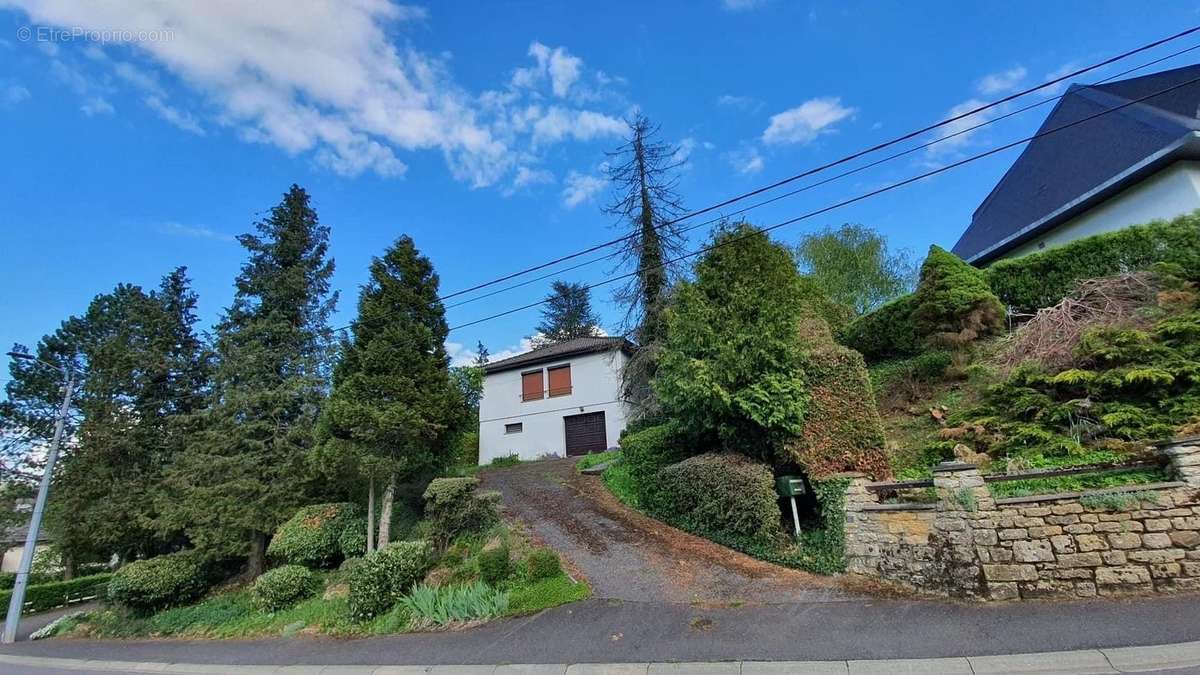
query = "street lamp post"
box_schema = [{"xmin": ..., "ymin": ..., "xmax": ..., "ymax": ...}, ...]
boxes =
[{"xmin": 2, "ymin": 352, "xmax": 75, "ymax": 644}]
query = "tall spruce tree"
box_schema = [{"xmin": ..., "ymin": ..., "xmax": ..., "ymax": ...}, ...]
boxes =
[
  {"xmin": 533, "ymin": 281, "xmax": 602, "ymax": 345},
  {"xmin": 603, "ymin": 113, "xmax": 687, "ymax": 416},
  {"xmin": 317, "ymin": 235, "xmax": 462, "ymax": 551},
  {"xmin": 2, "ymin": 268, "xmax": 209, "ymax": 569},
  {"xmin": 168, "ymin": 185, "xmax": 336, "ymax": 575}
]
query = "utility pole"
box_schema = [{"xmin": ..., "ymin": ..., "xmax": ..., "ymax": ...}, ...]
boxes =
[{"xmin": 2, "ymin": 353, "xmax": 74, "ymax": 644}]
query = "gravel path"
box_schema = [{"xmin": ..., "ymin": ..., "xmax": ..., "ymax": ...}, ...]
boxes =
[{"xmin": 479, "ymin": 458, "xmax": 855, "ymax": 604}]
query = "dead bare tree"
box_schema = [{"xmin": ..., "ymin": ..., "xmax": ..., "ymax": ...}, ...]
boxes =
[{"xmin": 602, "ymin": 113, "xmax": 688, "ymax": 418}]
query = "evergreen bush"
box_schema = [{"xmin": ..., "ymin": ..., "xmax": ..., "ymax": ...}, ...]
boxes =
[
  {"xmin": 618, "ymin": 423, "xmax": 688, "ymax": 504},
  {"xmin": 337, "ymin": 520, "xmax": 368, "ymax": 559},
  {"xmin": 836, "ymin": 293, "xmax": 921, "ymax": 360},
  {"xmin": 985, "ymin": 214, "xmax": 1200, "ymax": 311},
  {"xmin": 250, "ymin": 565, "xmax": 320, "ymax": 611},
  {"xmin": 524, "ymin": 548, "xmax": 562, "ymax": 581},
  {"xmin": 912, "ymin": 246, "xmax": 1003, "ymax": 348},
  {"xmin": 476, "ymin": 545, "xmax": 511, "ymax": 586},
  {"xmin": 347, "ymin": 540, "xmax": 432, "ymax": 621},
  {"xmin": 267, "ymin": 502, "xmax": 363, "ymax": 568},
  {"xmin": 107, "ymin": 550, "xmax": 213, "ymax": 612},
  {"xmin": 648, "ymin": 453, "xmax": 783, "ymax": 545},
  {"xmin": 422, "ymin": 478, "xmax": 501, "ymax": 548}
]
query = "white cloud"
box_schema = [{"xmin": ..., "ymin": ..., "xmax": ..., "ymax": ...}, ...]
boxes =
[
  {"xmin": 725, "ymin": 146, "xmax": 763, "ymax": 175},
  {"xmin": 530, "ymin": 106, "xmax": 624, "ymax": 145},
  {"xmin": 80, "ymin": 96, "xmax": 114, "ymax": 116},
  {"xmin": 447, "ymin": 336, "xmax": 538, "ymax": 367},
  {"xmin": 721, "ymin": 0, "xmax": 769, "ymax": 11},
  {"xmin": 512, "ymin": 166, "xmax": 554, "ymax": 189},
  {"xmin": 8, "ymin": 2, "xmax": 626, "ymax": 186},
  {"xmin": 145, "ymin": 95, "xmax": 204, "ymax": 135},
  {"xmin": 159, "ymin": 222, "xmax": 235, "ymax": 242},
  {"xmin": 925, "ymin": 98, "xmax": 991, "ymax": 159},
  {"xmin": 717, "ymin": 94, "xmax": 762, "ymax": 112},
  {"xmin": 562, "ymin": 170, "xmax": 606, "ymax": 208},
  {"xmin": 977, "ymin": 66, "xmax": 1026, "ymax": 95},
  {"xmin": 762, "ymin": 97, "xmax": 856, "ymax": 145},
  {"xmin": 1042, "ymin": 62, "xmax": 1080, "ymax": 96},
  {"xmin": 1, "ymin": 83, "xmax": 30, "ymax": 106}
]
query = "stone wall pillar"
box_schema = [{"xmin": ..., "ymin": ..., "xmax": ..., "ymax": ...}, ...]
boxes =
[
  {"xmin": 840, "ymin": 472, "xmax": 878, "ymax": 575},
  {"xmin": 930, "ymin": 462, "xmax": 992, "ymax": 598},
  {"xmin": 1162, "ymin": 438, "xmax": 1200, "ymax": 487}
]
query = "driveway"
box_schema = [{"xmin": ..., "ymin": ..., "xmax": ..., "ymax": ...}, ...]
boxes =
[{"xmin": 479, "ymin": 458, "xmax": 854, "ymax": 604}]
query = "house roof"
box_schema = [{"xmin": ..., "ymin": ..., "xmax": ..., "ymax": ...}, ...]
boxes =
[
  {"xmin": 482, "ymin": 336, "xmax": 634, "ymax": 375},
  {"xmin": 2, "ymin": 521, "xmax": 51, "ymax": 547},
  {"xmin": 952, "ymin": 64, "xmax": 1200, "ymax": 265}
]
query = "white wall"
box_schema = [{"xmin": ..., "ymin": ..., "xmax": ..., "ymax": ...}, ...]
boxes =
[
  {"xmin": 1, "ymin": 543, "xmax": 49, "ymax": 574},
  {"xmin": 1000, "ymin": 161, "xmax": 1200, "ymax": 261},
  {"xmin": 478, "ymin": 350, "xmax": 629, "ymax": 464}
]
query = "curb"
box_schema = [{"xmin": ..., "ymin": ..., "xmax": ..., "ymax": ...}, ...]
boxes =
[{"xmin": 3, "ymin": 641, "xmax": 1200, "ymax": 674}]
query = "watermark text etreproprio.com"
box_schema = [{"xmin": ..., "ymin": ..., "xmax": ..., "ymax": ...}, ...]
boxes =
[{"xmin": 16, "ymin": 25, "xmax": 174, "ymax": 43}]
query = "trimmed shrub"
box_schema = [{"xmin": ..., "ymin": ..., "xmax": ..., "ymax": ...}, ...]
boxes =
[
  {"xmin": 784, "ymin": 338, "xmax": 892, "ymax": 479},
  {"xmin": 0, "ymin": 574, "xmax": 111, "ymax": 616},
  {"xmin": 837, "ymin": 293, "xmax": 921, "ymax": 361},
  {"xmin": 250, "ymin": 565, "xmax": 320, "ymax": 611},
  {"xmin": 337, "ymin": 520, "xmax": 368, "ymax": 559},
  {"xmin": 618, "ymin": 423, "xmax": 688, "ymax": 504},
  {"xmin": 268, "ymin": 502, "xmax": 363, "ymax": 568},
  {"xmin": 348, "ymin": 541, "xmax": 432, "ymax": 621},
  {"xmin": 986, "ymin": 214, "xmax": 1200, "ymax": 311},
  {"xmin": 107, "ymin": 551, "xmax": 212, "ymax": 612},
  {"xmin": 423, "ymin": 478, "xmax": 500, "ymax": 547},
  {"xmin": 648, "ymin": 453, "xmax": 783, "ymax": 544},
  {"xmin": 912, "ymin": 246, "xmax": 1003, "ymax": 348},
  {"xmin": 524, "ymin": 548, "xmax": 562, "ymax": 582},
  {"xmin": 476, "ymin": 545, "xmax": 511, "ymax": 586}
]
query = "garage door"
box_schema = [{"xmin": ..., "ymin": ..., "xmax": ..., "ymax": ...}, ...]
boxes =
[{"xmin": 564, "ymin": 411, "xmax": 607, "ymax": 456}]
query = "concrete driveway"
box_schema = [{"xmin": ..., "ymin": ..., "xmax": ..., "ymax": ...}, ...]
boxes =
[{"xmin": 479, "ymin": 458, "xmax": 853, "ymax": 604}]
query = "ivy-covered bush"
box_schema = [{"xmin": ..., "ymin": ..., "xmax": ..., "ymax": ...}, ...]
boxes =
[
  {"xmin": 267, "ymin": 502, "xmax": 363, "ymax": 568},
  {"xmin": 422, "ymin": 478, "xmax": 500, "ymax": 548},
  {"xmin": 654, "ymin": 223, "xmax": 814, "ymax": 460},
  {"xmin": 912, "ymin": 245, "xmax": 1003, "ymax": 348},
  {"xmin": 250, "ymin": 565, "xmax": 320, "ymax": 611},
  {"xmin": 107, "ymin": 550, "xmax": 213, "ymax": 612},
  {"xmin": 986, "ymin": 214, "xmax": 1200, "ymax": 311},
  {"xmin": 619, "ymin": 422, "xmax": 688, "ymax": 504},
  {"xmin": 524, "ymin": 548, "xmax": 562, "ymax": 581},
  {"xmin": 784, "ymin": 323, "xmax": 892, "ymax": 479},
  {"xmin": 347, "ymin": 540, "xmax": 432, "ymax": 621},
  {"xmin": 837, "ymin": 293, "xmax": 921, "ymax": 361},
  {"xmin": 648, "ymin": 453, "xmax": 783, "ymax": 545}
]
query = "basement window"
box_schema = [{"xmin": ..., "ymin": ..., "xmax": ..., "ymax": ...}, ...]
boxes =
[{"xmin": 505, "ymin": 422, "xmax": 523, "ymax": 434}]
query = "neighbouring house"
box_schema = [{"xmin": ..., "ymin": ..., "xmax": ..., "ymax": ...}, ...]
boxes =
[
  {"xmin": 478, "ymin": 336, "xmax": 633, "ymax": 464},
  {"xmin": 1, "ymin": 500, "xmax": 51, "ymax": 573},
  {"xmin": 952, "ymin": 64, "xmax": 1200, "ymax": 266}
]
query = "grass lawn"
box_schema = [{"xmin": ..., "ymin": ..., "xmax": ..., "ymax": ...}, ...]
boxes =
[
  {"xmin": 575, "ymin": 449, "xmax": 619, "ymax": 472},
  {"xmin": 52, "ymin": 519, "xmax": 589, "ymax": 640}
]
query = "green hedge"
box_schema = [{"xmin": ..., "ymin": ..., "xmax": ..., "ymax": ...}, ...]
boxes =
[
  {"xmin": 422, "ymin": 478, "xmax": 500, "ymax": 547},
  {"xmin": 268, "ymin": 502, "xmax": 364, "ymax": 568},
  {"xmin": 912, "ymin": 245, "xmax": 1003, "ymax": 345},
  {"xmin": 985, "ymin": 214, "xmax": 1200, "ymax": 311},
  {"xmin": 107, "ymin": 550, "xmax": 213, "ymax": 612},
  {"xmin": 250, "ymin": 565, "xmax": 320, "ymax": 611},
  {"xmin": 619, "ymin": 423, "xmax": 688, "ymax": 505},
  {"xmin": 348, "ymin": 540, "xmax": 431, "ymax": 621},
  {"xmin": 837, "ymin": 293, "xmax": 921, "ymax": 361},
  {"xmin": 0, "ymin": 574, "xmax": 111, "ymax": 615},
  {"xmin": 647, "ymin": 452, "xmax": 782, "ymax": 545}
]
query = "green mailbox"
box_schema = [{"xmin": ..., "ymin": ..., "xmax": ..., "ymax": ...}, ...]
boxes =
[{"xmin": 776, "ymin": 475, "xmax": 806, "ymax": 537}]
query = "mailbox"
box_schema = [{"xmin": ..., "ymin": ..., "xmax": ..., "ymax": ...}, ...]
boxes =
[{"xmin": 776, "ymin": 476, "xmax": 806, "ymax": 497}]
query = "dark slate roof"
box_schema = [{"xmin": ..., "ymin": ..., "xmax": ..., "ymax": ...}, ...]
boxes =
[
  {"xmin": 2, "ymin": 521, "xmax": 51, "ymax": 546},
  {"xmin": 482, "ymin": 336, "xmax": 634, "ymax": 375},
  {"xmin": 952, "ymin": 64, "xmax": 1200, "ymax": 265}
]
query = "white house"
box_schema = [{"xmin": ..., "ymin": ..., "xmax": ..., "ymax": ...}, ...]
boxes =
[
  {"xmin": 478, "ymin": 336, "xmax": 633, "ymax": 464},
  {"xmin": 953, "ymin": 64, "xmax": 1200, "ymax": 266}
]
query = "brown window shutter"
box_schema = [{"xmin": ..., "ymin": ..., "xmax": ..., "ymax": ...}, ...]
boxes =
[
  {"xmin": 521, "ymin": 370, "xmax": 544, "ymax": 402},
  {"xmin": 547, "ymin": 365, "xmax": 572, "ymax": 397}
]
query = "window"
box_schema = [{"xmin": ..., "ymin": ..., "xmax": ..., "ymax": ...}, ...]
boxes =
[
  {"xmin": 505, "ymin": 422, "xmax": 523, "ymax": 434},
  {"xmin": 547, "ymin": 364, "xmax": 572, "ymax": 397},
  {"xmin": 521, "ymin": 370, "xmax": 544, "ymax": 402}
]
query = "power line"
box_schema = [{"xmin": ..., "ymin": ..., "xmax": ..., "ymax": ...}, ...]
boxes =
[
  {"xmin": 447, "ymin": 71, "xmax": 1200, "ymax": 332},
  {"xmin": 440, "ymin": 41, "xmax": 1200, "ymax": 312},
  {"xmin": 478, "ymin": 399, "xmax": 624, "ymax": 424},
  {"xmin": 435, "ymin": 25, "xmax": 1200, "ymax": 304}
]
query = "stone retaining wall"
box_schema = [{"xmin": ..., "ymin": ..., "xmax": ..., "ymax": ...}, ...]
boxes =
[{"xmin": 843, "ymin": 439, "xmax": 1200, "ymax": 600}]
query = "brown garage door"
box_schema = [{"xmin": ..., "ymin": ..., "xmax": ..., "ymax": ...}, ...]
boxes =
[{"xmin": 564, "ymin": 411, "xmax": 607, "ymax": 456}]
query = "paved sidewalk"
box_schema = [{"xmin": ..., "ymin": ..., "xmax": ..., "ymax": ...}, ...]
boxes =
[{"xmin": 4, "ymin": 639, "xmax": 1200, "ymax": 674}]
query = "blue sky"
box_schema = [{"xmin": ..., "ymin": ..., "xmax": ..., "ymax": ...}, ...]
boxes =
[{"xmin": 3, "ymin": 0, "xmax": 1200, "ymax": 381}]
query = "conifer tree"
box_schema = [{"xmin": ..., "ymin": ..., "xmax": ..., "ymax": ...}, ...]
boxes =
[
  {"xmin": 167, "ymin": 185, "xmax": 336, "ymax": 575},
  {"xmin": 534, "ymin": 281, "xmax": 602, "ymax": 345},
  {"xmin": 317, "ymin": 235, "xmax": 462, "ymax": 550}
]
